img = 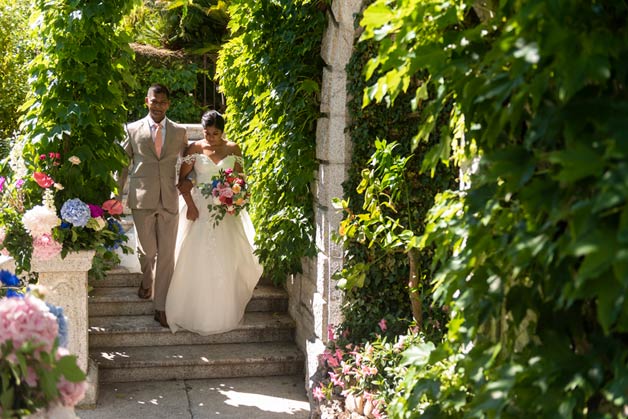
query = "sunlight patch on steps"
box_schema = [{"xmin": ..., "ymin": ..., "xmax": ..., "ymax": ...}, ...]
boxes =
[{"xmin": 218, "ymin": 389, "xmax": 309, "ymax": 415}]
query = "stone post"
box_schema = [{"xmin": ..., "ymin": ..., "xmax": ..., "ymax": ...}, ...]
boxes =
[{"xmin": 285, "ymin": 0, "xmax": 365, "ymax": 405}]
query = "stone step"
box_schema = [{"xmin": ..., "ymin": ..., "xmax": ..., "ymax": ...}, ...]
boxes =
[
  {"xmin": 89, "ymin": 312, "xmax": 295, "ymax": 348},
  {"xmin": 88, "ymin": 284, "xmax": 288, "ymax": 316},
  {"xmin": 91, "ymin": 341, "xmax": 304, "ymax": 383},
  {"xmin": 92, "ymin": 267, "xmax": 275, "ymax": 287},
  {"xmin": 90, "ymin": 268, "xmax": 141, "ymax": 288}
]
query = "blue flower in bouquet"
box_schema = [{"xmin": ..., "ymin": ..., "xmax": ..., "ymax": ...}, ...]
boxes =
[
  {"xmin": 106, "ymin": 218, "xmax": 124, "ymax": 250},
  {"xmin": 6, "ymin": 289, "xmax": 23, "ymax": 298},
  {"xmin": 60, "ymin": 198, "xmax": 91, "ymax": 227},
  {"xmin": 0, "ymin": 270, "xmax": 20, "ymax": 286},
  {"xmin": 0, "ymin": 270, "xmax": 23, "ymax": 298},
  {"xmin": 46, "ymin": 302, "xmax": 68, "ymax": 347}
]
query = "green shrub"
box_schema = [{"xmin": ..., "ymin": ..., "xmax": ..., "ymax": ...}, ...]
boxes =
[
  {"xmin": 125, "ymin": 47, "xmax": 204, "ymax": 123},
  {"xmin": 0, "ymin": 0, "xmax": 39, "ymax": 144},
  {"xmin": 337, "ymin": 10, "xmax": 455, "ymax": 342},
  {"xmin": 361, "ymin": 0, "xmax": 628, "ymax": 417},
  {"xmin": 2, "ymin": 0, "xmax": 136, "ymax": 275}
]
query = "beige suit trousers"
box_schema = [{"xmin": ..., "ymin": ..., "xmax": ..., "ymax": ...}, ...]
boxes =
[{"xmin": 132, "ymin": 206, "xmax": 179, "ymax": 311}]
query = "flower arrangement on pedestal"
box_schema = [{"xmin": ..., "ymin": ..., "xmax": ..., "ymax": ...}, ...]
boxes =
[
  {"xmin": 0, "ymin": 270, "xmax": 87, "ymax": 417},
  {"xmin": 0, "ymin": 138, "xmax": 129, "ymax": 278}
]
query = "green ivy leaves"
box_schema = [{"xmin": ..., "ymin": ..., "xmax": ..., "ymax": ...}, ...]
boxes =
[
  {"xmin": 360, "ymin": 0, "xmax": 628, "ymax": 416},
  {"xmin": 216, "ymin": 0, "xmax": 326, "ymax": 282}
]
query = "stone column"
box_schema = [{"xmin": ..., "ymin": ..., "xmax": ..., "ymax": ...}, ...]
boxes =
[
  {"xmin": 286, "ymin": 0, "xmax": 365, "ymax": 398},
  {"xmin": 31, "ymin": 250, "xmax": 98, "ymax": 406}
]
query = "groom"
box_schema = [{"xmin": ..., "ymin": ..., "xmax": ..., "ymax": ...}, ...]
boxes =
[{"xmin": 117, "ymin": 83, "xmax": 189, "ymax": 328}]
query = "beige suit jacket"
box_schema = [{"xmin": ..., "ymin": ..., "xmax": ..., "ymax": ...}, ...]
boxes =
[{"xmin": 118, "ymin": 116, "xmax": 188, "ymax": 213}]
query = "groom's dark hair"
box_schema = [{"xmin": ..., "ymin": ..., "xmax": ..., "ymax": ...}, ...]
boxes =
[
  {"xmin": 147, "ymin": 83, "xmax": 170, "ymax": 99},
  {"xmin": 201, "ymin": 110, "xmax": 225, "ymax": 132}
]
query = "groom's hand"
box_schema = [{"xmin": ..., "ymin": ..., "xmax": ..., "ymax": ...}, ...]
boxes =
[{"xmin": 177, "ymin": 178, "xmax": 194, "ymax": 194}]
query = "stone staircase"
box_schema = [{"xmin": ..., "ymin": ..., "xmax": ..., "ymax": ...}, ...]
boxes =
[{"xmin": 87, "ymin": 268, "xmax": 304, "ymax": 383}]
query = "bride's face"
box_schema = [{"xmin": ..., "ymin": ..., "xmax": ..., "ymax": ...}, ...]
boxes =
[{"xmin": 204, "ymin": 126, "xmax": 223, "ymax": 145}]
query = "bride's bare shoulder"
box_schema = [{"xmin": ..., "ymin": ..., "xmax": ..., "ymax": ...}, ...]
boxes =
[
  {"xmin": 185, "ymin": 141, "xmax": 203, "ymax": 155},
  {"xmin": 225, "ymin": 141, "xmax": 242, "ymax": 156}
]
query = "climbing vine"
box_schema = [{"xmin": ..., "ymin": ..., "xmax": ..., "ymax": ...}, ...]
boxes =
[
  {"xmin": 336, "ymin": 29, "xmax": 456, "ymax": 342},
  {"xmin": 217, "ymin": 0, "xmax": 328, "ymax": 281}
]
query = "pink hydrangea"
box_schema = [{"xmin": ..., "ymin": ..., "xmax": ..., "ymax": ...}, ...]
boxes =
[
  {"xmin": 55, "ymin": 347, "xmax": 87, "ymax": 407},
  {"xmin": 21, "ymin": 205, "xmax": 60, "ymax": 237},
  {"xmin": 0, "ymin": 294, "xmax": 59, "ymax": 354},
  {"xmin": 32, "ymin": 234, "xmax": 63, "ymax": 261}
]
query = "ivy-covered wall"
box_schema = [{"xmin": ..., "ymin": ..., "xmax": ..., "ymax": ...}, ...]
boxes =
[
  {"xmin": 217, "ymin": 0, "xmax": 328, "ymax": 282},
  {"xmin": 340, "ymin": 11, "xmax": 457, "ymax": 342}
]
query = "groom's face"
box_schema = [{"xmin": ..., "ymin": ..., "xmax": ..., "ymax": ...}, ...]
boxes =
[{"xmin": 146, "ymin": 92, "xmax": 170, "ymax": 123}]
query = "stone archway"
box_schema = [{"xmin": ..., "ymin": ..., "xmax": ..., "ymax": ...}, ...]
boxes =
[{"xmin": 284, "ymin": 0, "xmax": 365, "ymax": 394}]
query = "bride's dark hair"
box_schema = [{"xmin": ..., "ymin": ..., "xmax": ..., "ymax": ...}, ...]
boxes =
[{"xmin": 201, "ymin": 110, "xmax": 225, "ymax": 132}]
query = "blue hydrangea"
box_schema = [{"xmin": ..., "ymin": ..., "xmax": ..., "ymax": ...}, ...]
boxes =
[
  {"xmin": 106, "ymin": 219, "xmax": 124, "ymax": 251},
  {"xmin": 0, "ymin": 270, "xmax": 20, "ymax": 286},
  {"xmin": 46, "ymin": 303, "xmax": 68, "ymax": 348},
  {"xmin": 60, "ymin": 198, "xmax": 91, "ymax": 227}
]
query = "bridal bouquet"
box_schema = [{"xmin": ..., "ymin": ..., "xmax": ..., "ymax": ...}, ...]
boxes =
[{"xmin": 198, "ymin": 168, "xmax": 250, "ymax": 226}]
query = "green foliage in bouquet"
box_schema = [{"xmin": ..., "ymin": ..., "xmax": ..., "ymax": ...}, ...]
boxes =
[
  {"xmin": 360, "ymin": 0, "xmax": 628, "ymax": 417},
  {"xmin": 217, "ymin": 0, "xmax": 328, "ymax": 282}
]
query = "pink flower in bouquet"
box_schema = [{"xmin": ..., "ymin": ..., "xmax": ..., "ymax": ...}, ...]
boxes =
[
  {"xmin": 0, "ymin": 294, "xmax": 59, "ymax": 354},
  {"xmin": 33, "ymin": 172, "xmax": 54, "ymax": 188},
  {"xmin": 32, "ymin": 234, "xmax": 63, "ymax": 261},
  {"xmin": 87, "ymin": 203, "xmax": 104, "ymax": 218},
  {"xmin": 56, "ymin": 347, "xmax": 87, "ymax": 406},
  {"xmin": 22, "ymin": 205, "xmax": 61, "ymax": 237},
  {"xmin": 219, "ymin": 187, "xmax": 234, "ymax": 199},
  {"xmin": 102, "ymin": 199, "xmax": 123, "ymax": 215}
]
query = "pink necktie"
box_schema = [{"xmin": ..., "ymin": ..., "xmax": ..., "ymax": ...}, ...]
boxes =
[{"xmin": 154, "ymin": 123, "xmax": 163, "ymax": 156}]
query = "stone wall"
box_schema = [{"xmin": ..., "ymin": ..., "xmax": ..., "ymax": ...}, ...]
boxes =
[{"xmin": 285, "ymin": 0, "xmax": 365, "ymax": 396}]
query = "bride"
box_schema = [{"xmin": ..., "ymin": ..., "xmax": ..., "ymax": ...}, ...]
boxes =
[{"xmin": 165, "ymin": 110, "xmax": 262, "ymax": 335}]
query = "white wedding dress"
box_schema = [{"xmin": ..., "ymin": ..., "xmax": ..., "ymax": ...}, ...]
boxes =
[{"xmin": 165, "ymin": 154, "xmax": 262, "ymax": 335}]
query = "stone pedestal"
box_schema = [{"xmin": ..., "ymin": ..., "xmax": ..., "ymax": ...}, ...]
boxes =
[{"xmin": 31, "ymin": 250, "xmax": 98, "ymax": 406}]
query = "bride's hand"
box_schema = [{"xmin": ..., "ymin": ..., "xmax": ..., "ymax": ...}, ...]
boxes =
[{"xmin": 187, "ymin": 205, "xmax": 199, "ymax": 221}]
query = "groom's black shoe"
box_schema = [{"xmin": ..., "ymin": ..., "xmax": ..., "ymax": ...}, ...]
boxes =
[
  {"xmin": 138, "ymin": 285, "xmax": 152, "ymax": 300},
  {"xmin": 155, "ymin": 310, "xmax": 169, "ymax": 328}
]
